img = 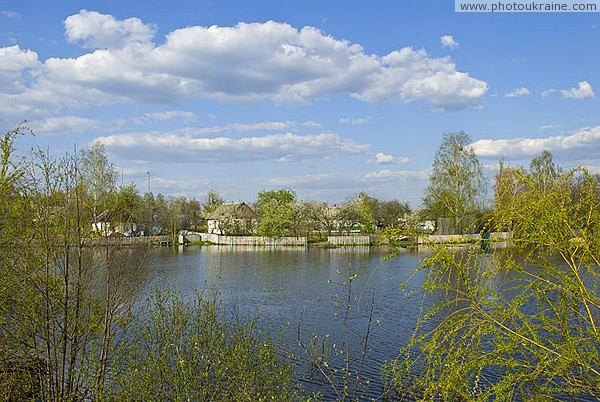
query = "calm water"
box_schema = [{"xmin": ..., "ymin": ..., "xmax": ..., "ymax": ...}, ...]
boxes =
[{"xmin": 135, "ymin": 245, "xmax": 433, "ymax": 399}]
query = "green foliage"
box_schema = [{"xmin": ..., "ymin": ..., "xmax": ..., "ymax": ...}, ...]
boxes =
[
  {"xmin": 111, "ymin": 183, "xmax": 141, "ymax": 223},
  {"xmin": 110, "ymin": 290, "xmax": 302, "ymax": 401},
  {"xmin": 422, "ymin": 131, "xmax": 487, "ymax": 234},
  {"xmin": 255, "ymin": 188, "xmax": 297, "ymax": 237},
  {"xmin": 0, "ymin": 127, "xmax": 303, "ymax": 400},
  {"xmin": 389, "ymin": 166, "xmax": 600, "ymax": 400}
]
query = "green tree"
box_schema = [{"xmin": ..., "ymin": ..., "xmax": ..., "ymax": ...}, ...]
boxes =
[
  {"xmin": 422, "ymin": 131, "xmax": 486, "ymax": 234},
  {"xmin": 375, "ymin": 199, "xmax": 411, "ymax": 228},
  {"xmin": 390, "ymin": 165, "xmax": 600, "ymax": 400},
  {"xmin": 112, "ymin": 183, "xmax": 141, "ymax": 224},
  {"xmin": 255, "ymin": 188, "xmax": 297, "ymax": 237}
]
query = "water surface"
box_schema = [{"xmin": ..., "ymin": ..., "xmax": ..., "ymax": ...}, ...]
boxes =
[{"xmin": 137, "ymin": 245, "xmax": 432, "ymax": 399}]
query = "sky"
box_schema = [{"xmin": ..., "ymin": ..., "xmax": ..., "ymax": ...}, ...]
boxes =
[{"xmin": 1, "ymin": 0, "xmax": 599, "ymax": 206}]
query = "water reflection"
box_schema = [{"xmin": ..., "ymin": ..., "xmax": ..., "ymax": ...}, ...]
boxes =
[{"xmin": 135, "ymin": 245, "xmax": 429, "ymax": 399}]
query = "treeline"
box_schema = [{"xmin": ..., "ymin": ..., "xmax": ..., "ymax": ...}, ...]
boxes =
[{"xmin": 76, "ymin": 142, "xmax": 412, "ymax": 238}]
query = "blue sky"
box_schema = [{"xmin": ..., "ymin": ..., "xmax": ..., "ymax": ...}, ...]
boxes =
[{"xmin": 1, "ymin": 0, "xmax": 599, "ymax": 206}]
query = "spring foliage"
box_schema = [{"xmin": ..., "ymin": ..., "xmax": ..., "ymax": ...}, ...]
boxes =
[{"xmin": 390, "ymin": 165, "xmax": 600, "ymax": 400}]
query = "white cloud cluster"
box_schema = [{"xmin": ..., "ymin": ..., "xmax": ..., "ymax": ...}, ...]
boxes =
[
  {"xmin": 440, "ymin": 35, "xmax": 459, "ymax": 50},
  {"xmin": 471, "ymin": 125, "xmax": 600, "ymax": 158},
  {"xmin": 371, "ymin": 152, "xmax": 395, "ymax": 164},
  {"xmin": 561, "ymin": 81, "xmax": 595, "ymax": 100},
  {"xmin": 1, "ymin": 10, "xmax": 487, "ymax": 119},
  {"xmin": 505, "ymin": 87, "xmax": 531, "ymax": 98},
  {"xmin": 0, "ymin": 45, "xmax": 40, "ymax": 94},
  {"xmin": 96, "ymin": 131, "xmax": 370, "ymax": 163},
  {"xmin": 64, "ymin": 9, "xmax": 156, "ymax": 49}
]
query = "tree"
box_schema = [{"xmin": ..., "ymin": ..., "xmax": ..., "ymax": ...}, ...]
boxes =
[
  {"xmin": 203, "ymin": 190, "xmax": 224, "ymax": 214},
  {"xmin": 255, "ymin": 188, "xmax": 297, "ymax": 237},
  {"xmin": 529, "ymin": 149, "xmax": 561, "ymax": 193},
  {"xmin": 390, "ymin": 165, "xmax": 600, "ymax": 400},
  {"xmin": 80, "ymin": 142, "xmax": 118, "ymax": 222},
  {"xmin": 112, "ymin": 183, "xmax": 141, "ymax": 224},
  {"xmin": 422, "ymin": 131, "xmax": 486, "ymax": 234},
  {"xmin": 374, "ymin": 199, "xmax": 411, "ymax": 228}
]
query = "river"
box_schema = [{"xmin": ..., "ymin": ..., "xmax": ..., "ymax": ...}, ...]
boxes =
[{"xmin": 134, "ymin": 245, "xmax": 433, "ymax": 400}]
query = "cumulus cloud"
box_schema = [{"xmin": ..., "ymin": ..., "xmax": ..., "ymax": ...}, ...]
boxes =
[
  {"xmin": 96, "ymin": 131, "xmax": 370, "ymax": 163},
  {"xmin": 505, "ymin": 87, "xmax": 531, "ymax": 98},
  {"xmin": 0, "ymin": 45, "xmax": 40, "ymax": 93},
  {"xmin": 471, "ymin": 125, "xmax": 600, "ymax": 158},
  {"xmin": 2, "ymin": 11, "xmax": 487, "ymax": 117},
  {"xmin": 560, "ymin": 81, "xmax": 595, "ymax": 100},
  {"xmin": 440, "ymin": 35, "xmax": 459, "ymax": 50},
  {"xmin": 64, "ymin": 9, "xmax": 156, "ymax": 49},
  {"xmin": 370, "ymin": 152, "xmax": 395, "ymax": 164},
  {"xmin": 358, "ymin": 48, "xmax": 487, "ymax": 111}
]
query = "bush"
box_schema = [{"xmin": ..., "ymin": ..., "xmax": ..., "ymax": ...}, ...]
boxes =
[{"xmin": 108, "ymin": 290, "xmax": 302, "ymax": 401}]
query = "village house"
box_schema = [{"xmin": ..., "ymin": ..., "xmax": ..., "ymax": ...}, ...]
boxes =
[{"xmin": 204, "ymin": 202, "xmax": 258, "ymax": 236}]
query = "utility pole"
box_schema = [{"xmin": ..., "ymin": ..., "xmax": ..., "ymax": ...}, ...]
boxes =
[{"xmin": 146, "ymin": 171, "xmax": 150, "ymax": 194}]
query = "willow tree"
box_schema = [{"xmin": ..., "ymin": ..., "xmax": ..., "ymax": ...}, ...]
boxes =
[
  {"xmin": 422, "ymin": 132, "xmax": 486, "ymax": 234},
  {"xmin": 390, "ymin": 165, "xmax": 600, "ymax": 400}
]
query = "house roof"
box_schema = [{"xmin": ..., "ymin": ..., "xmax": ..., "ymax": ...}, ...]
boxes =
[{"xmin": 204, "ymin": 202, "xmax": 258, "ymax": 220}]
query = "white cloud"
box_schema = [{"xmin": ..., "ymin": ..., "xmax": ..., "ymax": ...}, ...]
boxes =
[
  {"xmin": 539, "ymin": 124, "xmax": 558, "ymax": 132},
  {"xmin": 64, "ymin": 9, "xmax": 156, "ymax": 49},
  {"xmin": 2, "ymin": 11, "xmax": 487, "ymax": 118},
  {"xmin": 440, "ymin": 35, "xmax": 459, "ymax": 50},
  {"xmin": 363, "ymin": 169, "xmax": 428, "ymax": 181},
  {"xmin": 505, "ymin": 87, "xmax": 531, "ymax": 98},
  {"xmin": 2, "ymin": 11, "xmax": 21, "ymax": 19},
  {"xmin": 96, "ymin": 131, "xmax": 370, "ymax": 163},
  {"xmin": 0, "ymin": 45, "xmax": 40, "ymax": 94},
  {"xmin": 134, "ymin": 111, "xmax": 196, "ymax": 125},
  {"xmin": 560, "ymin": 81, "xmax": 595, "ymax": 100},
  {"xmin": 471, "ymin": 125, "xmax": 600, "ymax": 159},
  {"xmin": 31, "ymin": 116, "xmax": 102, "ymax": 134},
  {"xmin": 370, "ymin": 152, "xmax": 395, "ymax": 164},
  {"xmin": 339, "ymin": 117, "xmax": 372, "ymax": 125},
  {"xmin": 170, "ymin": 121, "xmax": 295, "ymax": 135},
  {"xmin": 302, "ymin": 120, "xmax": 322, "ymax": 128},
  {"xmin": 358, "ymin": 48, "xmax": 487, "ymax": 111}
]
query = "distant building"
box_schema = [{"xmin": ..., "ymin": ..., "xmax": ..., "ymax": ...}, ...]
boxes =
[{"xmin": 204, "ymin": 202, "xmax": 258, "ymax": 235}]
